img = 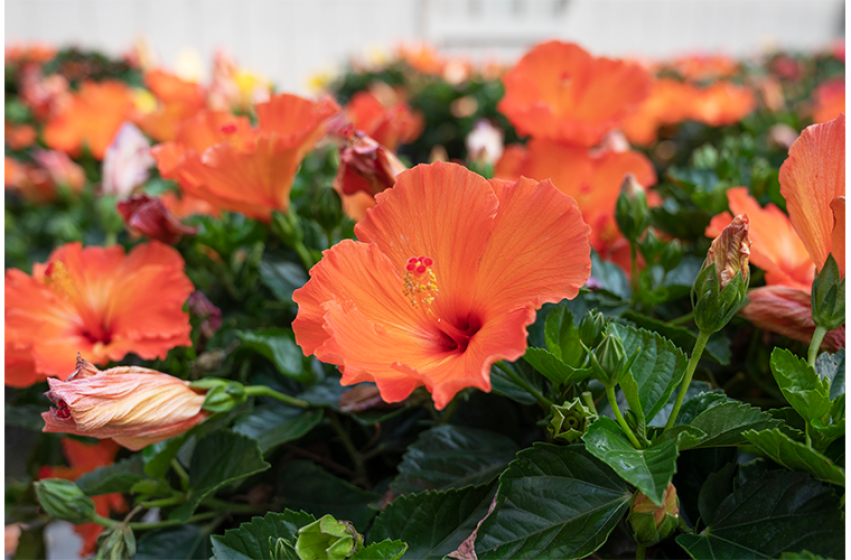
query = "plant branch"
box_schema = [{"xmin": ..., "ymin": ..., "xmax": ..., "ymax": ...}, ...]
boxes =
[
  {"xmin": 664, "ymin": 330, "xmax": 710, "ymax": 432},
  {"xmin": 495, "ymin": 361, "xmax": 553, "ymax": 409}
]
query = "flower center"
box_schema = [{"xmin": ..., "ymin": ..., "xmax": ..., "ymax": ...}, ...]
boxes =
[
  {"xmin": 402, "ymin": 256, "xmax": 438, "ymax": 310},
  {"xmin": 44, "ymin": 261, "xmax": 76, "ymax": 300},
  {"xmin": 51, "ymin": 399, "xmax": 72, "ymax": 420},
  {"xmin": 219, "ymin": 123, "xmax": 238, "ymax": 135}
]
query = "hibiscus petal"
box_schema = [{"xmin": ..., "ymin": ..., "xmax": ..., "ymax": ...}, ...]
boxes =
[
  {"xmin": 779, "ymin": 113, "xmax": 845, "ymax": 271},
  {"xmin": 830, "ymin": 196, "xmax": 845, "ymax": 277}
]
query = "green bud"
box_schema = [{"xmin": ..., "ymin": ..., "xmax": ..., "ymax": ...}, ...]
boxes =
[
  {"xmin": 638, "ymin": 228, "xmax": 662, "ymax": 263},
  {"xmin": 96, "ymin": 194, "xmax": 124, "ymax": 235},
  {"xmin": 191, "ymin": 379, "xmax": 247, "ymax": 413},
  {"xmin": 548, "ymin": 398, "xmax": 597, "ymax": 443},
  {"xmin": 271, "ymin": 210, "xmax": 304, "ymax": 246},
  {"xmin": 314, "ymin": 187, "xmax": 343, "ymax": 232},
  {"xmin": 34, "ymin": 479, "xmax": 96, "ymax": 524},
  {"xmin": 591, "ymin": 334, "xmax": 627, "ymax": 386},
  {"xmin": 615, "ymin": 174, "xmax": 650, "ymax": 242},
  {"xmin": 295, "ymin": 514, "xmax": 364, "ymax": 560},
  {"xmin": 578, "ymin": 309, "xmax": 607, "ymax": 348},
  {"xmin": 627, "ymin": 484, "xmax": 679, "ymax": 546},
  {"xmin": 811, "ymin": 254, "xmax": 845, "ymax": 330},
  {"xmin": 693, "ymin": 215, "xmax": 751, "ymax": 334},
  {"xmin": 659, "ymin": 239, "xmax": 683, "ymax": 272},
  {"xmin": 95, "ymin": 524, "xmax": 136, "ymax": 560}
]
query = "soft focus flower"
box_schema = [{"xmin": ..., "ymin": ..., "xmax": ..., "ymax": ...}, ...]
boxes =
[
  {"xmin": 5, "ymin": 43, "xmax": 56, "ymax": 65},
  {"xmin": 42, "ymin": 356, "xmax": 208, "ymax": 451},
  {"xmin": 689, "ymin": 82, "xmax": 756, "ymax": 126},
  {"xmin": 38, "ymin": 439, "xmax": 127, "ymax": 556},
  {"xmin": 498, "ymin": 41, "xmax": 650, "ymax": 146},
  {"xmin": 670, "ymin": 53, "xmax": 739, "ymax": 81},
  {"xmin": 5, "ymin": 524, "xmax": 22, "ymax": 557},
  {"xmin": 706, "ymin": 187, "xmax": 813, "ymax": 289},
  {"xmin": 397, "ymin": 43, "xmax": 445, "ymax": 75},
  {"xmin": 101, "ymin": 122, "xmax": 155, "ymax": 197},
  {"xmin": 293, "ymin": 162, "xmax": 591, "ymax": 409},
  {"xmin": 152, "ymin": 94, "xmax": 340, "ymax": 221},
  {"xmin": 32, "ymin": 149, "xmax": 86, "ymax": 191},
  {"xmin": 135, "ymin": 70, "xmax": 206, "ymax": 142},
  {"xmin": 494, "ymin": 138, "xmax": 656, "ymax": 270},
  {"xmin": 620, "ymin": 79, "xmax": 697, "ymax": 145},
  {"xmin": 5, "ymin": 122, "xmax": 37, "ymax": 150},
  {"xmin": 187, "ymin": 290, "xmax": 222, "ymax": 339},
  {"xmin": 19, "ymin": 65, "xmax": 69, "ymax": 121},
  {"xmin": 466, "ymin": 119, "xmax": 504, "ymax": 165},
  {"xmin": 125, "ymin": 36, "xmax": 158, "ymax": 71},
  {"xmin": 5, "ymin": 242, "xmax": 193, "ymax": 387},
  {"xmin": 43, "ymin": 80, "xmax": 136, "ymax": 160},
  {"xmin": 344, "ymin": 90, "xmax": 423, "ymax": 151},
  {"xmin": 117, "ymin": 193, "xmax": 198, "ymax": 243},
  {"xmin": 336, "ymin": 131, "xmax": 407, "ymax": 198},
  {"xmin": 207, "ymin": 49, "xmax": 272, "ymax": 113},
  {"xmin": 4, "ymin": 152, "xmax": 85, "ymax": 204},
  {"xmin": 811, "ymin": 78, "xmax": 845, "ymax": 125},
  {"xmin": 741, "ymin": 286, "xmax": 844, "ymax": 351},
  {"xmin": 160, "ymin": 190, "xmax": 220, "ymax": 219},
  {"xmin": 779, "ymin": 113, "xmax": 845, "ymax": 275}
]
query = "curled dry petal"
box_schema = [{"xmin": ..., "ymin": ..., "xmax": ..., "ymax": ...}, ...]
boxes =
[
  {"xmin": 705, "ymin": 213, "xmax": 751, "ymax": 289},
  {"xmin": 117, "ymin": 193, "xmax": 198, "ymax": 244}
]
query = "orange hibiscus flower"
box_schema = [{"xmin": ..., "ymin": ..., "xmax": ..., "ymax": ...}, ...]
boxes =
[
  {"xmin": 498, "ymin": 41, "xmax": 650, "ymax": 147},
  {"xmin": 494, "ymin": 138, "xmax": 657, "ymax": 270},
  {"xmin": 397, "ymin": 43, "xmax": 445, "ymax": 75},
  {"xmin": 43, "ymin": 80, "xmax": 136, "ymax": 160},
  {"xmin": 621, "ymin": 78, "xmax": 698, "ymax": 145},
  {"xmin": 689, "ymin": 81, "xmax": 756, "ymax": 127},
  {"xmin": 293, "ymin": 162, "xmax": 591, "ymax": 409},
  {"xmin": 151, "ymin": 94, "xmax": 340, "ymax": 222},
  {"xmin": 670, "ymin": 53, "xmax": 740, "ymax": 82},
  {"xmin": 5, "ymin": 242, "xmax": 194, "ymax": 388},
  {"xmin": 135, "ymin": 70, "xmax": 207, "ymax": 142},
  {"xmin": 344, "ymin": 91, "xmax": 423, "ymax": 151},
  {"xmin": 811, "ymin": 78, "xmax": 845, "ymax": 125},
  {"xmin": 707, "ymin": 114, "xmax": 845, "ymax": 348},
  {"xmin": 5, "ymin": 122, "xmax": 37, "ymax": 150},
  {"xmin": 4, "ymin": 151, "xmax": 85, "ymax": 204},
  {"xmin": 39, "ymin": 439, "xmax": 127, "ymax": 557}
]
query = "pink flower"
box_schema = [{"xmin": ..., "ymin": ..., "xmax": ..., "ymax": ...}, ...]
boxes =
[{"xmin": 101, "ymin": 122, "xmax": 155, "ymax": 197}]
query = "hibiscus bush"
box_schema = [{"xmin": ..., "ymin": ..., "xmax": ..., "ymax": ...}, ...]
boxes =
[{"xmin": 4, "ymin": 39, "xmax": 846, "ymax": 560}]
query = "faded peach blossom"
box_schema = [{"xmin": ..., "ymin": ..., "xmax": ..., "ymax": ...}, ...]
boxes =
[
  {"xmin": 42, "ymin": 356, "xmax": 209, "ymax": 451},
  {"xmin": 704, "ymin": 214, "xmax": 751, "ymax": 289},
  {"xmin": 336, "ymin": 131, "xmax": 407, "ymax": 198}
]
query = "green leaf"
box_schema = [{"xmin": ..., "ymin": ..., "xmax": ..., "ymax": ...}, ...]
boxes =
[
  {"xmin": 370, "ymin": 483, "xmax": 495, "ymax": 560},
  {"xmin": 475, "ymin": 444, "xmax": 631, "ymax": 559},
  {"xmin": 676, "ymin": 470, "xmax": 844, "ymax": 559},
  {"xmin": 75, "ymin": 455, "xmax": 150, "ymax": 496},
  {"xmin": 771, "ymin": 348, "xmax": 832, "ymax": 422},
  {"xmin": 349, "ymin": 540, "xmax": 407, "ymax": 560},
  {"xmin": 259, "ymin": 255, "xmax": 308, "ymax": 303},
  {"xmin": 815, "ymin": 349, "xmax": 845, "ymax": 400},
  {"xmin": 277, "ymin": 461, "xmax": 380, "ymax": 530},
  {"xmin": 238, "ymin": 328, "xmax": 313, "ymax": 384},
  {"xmin": 211, "ymin": 510, "xmax": 316, "ymax": 560},
  {"xmin": 543, "ymin": 306, "xmax": 582, "ymax": 366},
  {"xmin": 607, "ymin": 323, "xmax": 687, "ymax": 421},
  {"xmin": 169, "ymin": 429, "xmax": 271, "ymax": 522},
  {"xmin": 743, "ymin": 429, "xmax": 845, "ymax": 487},
  {"xmin": 523, "ymin": 347, "xmax": 592, "ymax": 386},
  {"xmin": 583, "ymin": 417, "xmax": 679, "ymax": 505},
  {"xmin": 489, "ymin": 360, "xmax": 540, "ymax": 405},
  {"xmin": 621, "ymin": 311, "xmax": 731, "ymax": 365},
  {"xmin": 5, "ymin": 403, "xmax": 48, "ymax": 431},
  {"xmin": 233, "ymin": 405, "xmax": 323, "ymax": 453},
  {"xmin": 134, "ymin": 525, "xmax": 211, "ymax": 560},
  {"xmin": 391, "ymin": 425, "xmax": 519, "ymax": 495},
  {"xmin": 676, "ymin": 394, "xmax": 780, "ymax": 449},
  {"xmin": 590, "ymin": 251, "xmax": 631, "ymax": 299},
  {"xmin": 648, "ymin": 381, "xmax": 715, "ymax": 428},
  {"xmin": 778, "ymin": 552, "xmax": 831, "ymax": 560}
]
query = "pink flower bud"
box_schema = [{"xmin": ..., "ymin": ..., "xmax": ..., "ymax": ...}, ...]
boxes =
[
  {"xmin": 42, "ymin": 356, "xmax": 209, "ymax": 451},
  {"xmin": 117, "ymin": 193, "xmax": 198, "ymax": 244}
]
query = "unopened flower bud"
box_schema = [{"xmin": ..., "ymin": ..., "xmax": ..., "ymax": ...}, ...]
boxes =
[
  {"xmin": 315, "ymin": 187, "xmax": 344, "ymax": 231},
  {"xmin": 295, "ymin": 514, "xmax": 363, "ymax": 560},
  {"xmin": 117, "ymin": 194, "xmax": 198, "ymax": 244},
  {"xmin": 615, "ymin": 173, "xmax": 650, "ymax": 242},
  {"xmin": 578, "ymin": 309, "xmax": 607, "ymax": 348},
  {"xmin": 95, "ymin": 523, "xmax": 136, "ymax": 560},
  {"xmin": 549, "ymin": 398, "xmax": 597, "ymax": 443},
  {"xmin": 627, "ymin": 484, "xmax": 679, "ymax": 546},
  {"xmin": 591, "ymin": 333, "xmax": 628, "ymax": 386},
  {"xmin": 693, "ymin": 214, "xmax": 751, "ymax": 333},
  {"xmin": 660, "ymin": 239, "xmax": 684, "ymax": 272},
  {"xmin": 811, "ymin": 254, "xmax": 845, "ymax": 330},
  {"xmin": 271, "ymin": 210, "xmax": 304, "ymax": 246},
  {"xmin": 34, "ymin": 478, "xmax": 95, "ymax": 524},
  {"xmin": 42, "ymin": 356, "xmax": 209, "ymax": 451},
  {"xmin": 638, "ymin": 228, "xmax": 662, "ymax": 262},
  {"xmin": 336, "ymin": 131, "xmax": 406, "ymax": 198}
]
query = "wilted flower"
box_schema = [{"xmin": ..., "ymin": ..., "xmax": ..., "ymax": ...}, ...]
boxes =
[
  {"xmin": 101, "ymin": 122, "xmax": 155, "ymax": 197},
  {"xmin": 705, "ymin": 214, "xmax": 752, "ymax": 289},
  {"xmin": 293, "ymin": 162, "xmax": 591, "ymax": 409},
  {"xmin": 344, "ymin": 90, "xmax": 423, "ymax": 151},
  {"xmin": 628, "ymin": 483, "xmax": 679, "ymax": 546},
  {"xmin": 5, "ymin": 241, "xmax": 193, "ymax": 387},
  {"xmin": 336, "ymin": 130, "xmax": 407, "ymax": 198},
  {"xmin": 117, "ymin": 193, "xmax": 198, "ymax": 243},
  {"xmin": 152, "ymin": 94, "xmax": 340, "ymax": 222},
  {"xmin": 187, "ymin": 290, "xmax": 222, "ymax": 339},
  {"xmin": 498, "ymin": 41, "xmax": 650, "ymax": 146},
  {"xmin": 43, "ymin": 80, "xmax": 136, "ymax": 160},
  {"xmin": 42, "ymin": 356, "xmax": 209, "ymax": 451},
  {"xmin": 466, "ymin": 119, "xmax": 504, "ymax": 166}
]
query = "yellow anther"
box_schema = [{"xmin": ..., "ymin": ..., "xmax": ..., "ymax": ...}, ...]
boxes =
[
  {"xmin": 44, "ymin": 261, "xmax": 76, "ymax": 300},
  {"xmin": 402, "ymin": 256, "xmax": 438, "ymax": 310}
]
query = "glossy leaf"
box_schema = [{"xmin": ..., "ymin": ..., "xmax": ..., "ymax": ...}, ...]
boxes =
[
  {"xmin": 815, "ymin": 349, "xmax": 845, "ymax": 400},
  {"xmin": 233, "ymin": 405, "xmax": 323, "ymax": 453},
  {"xmin": 211, "ymin": 510, "xmax": 316, "ymax": 560},
  {"xmin": 259, "ymin": 254, "xmax": 308, "ymax": 304},
  {"xmin": 771, "ymin": 348, "xmax": 831, "ymax": 422},
  {"xmin": 75, "ymin": 455, "xmax": 150, "ymax": 496},
  {"xmin": 523, "ymin": 347, "xmax": 592, "ymax": 386},
  {"xmin": 676, "ymin": 394, "xmax": 780, "ymax": 449},
  {"xmin": 237, "ymin": 328, "xmax": 313, "ymax": 384},
  {"xmin": 134, "ymin": 525, "xmax": 211, "ymax": 560},
  {"xmin": 349, "ymin": 540, "xmax": 408, "ymax": 560},
  {"xmin": 743, "ymin": 429, "xmax": 845, "ymax": 487}
]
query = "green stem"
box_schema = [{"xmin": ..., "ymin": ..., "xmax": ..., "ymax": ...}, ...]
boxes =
[
  {"xmin": 668, "ymin": 311, "xmax": 694, "ymax": 326},
  {"xmin": 171, "ymin": 460, "xmax": 190, "ymax": 492},
  {"xmin": 244, "ymin": 385, "xmax": 310, "ymax": 408},
  {"xmin": 495, "ymin": 361, "xmax": 553, "ymax": 409},
  {"xmin": 105, "ymin": 231, "xmax": 117, "ymax": 246},
  {"xmin": 606, "ymin": 384, "xmax": 642, "ymax": 449},
  {"xmin": 664, "ymin": 330, "xmax": 711, "ymax": 432},
  {"xmin": 293, "ymin": 241, "xmax": 315, "ymax": 271},
  {"xmin": 326, "ymin": 410, "xmax": 368, "ymax": 484},
  {"xmin": 808, "ymin": 326, "xmax": 828, "ymax": 368},
  {"xmin": 139, "ymin": 495, "xmax": 185, "ymax": 509},
  {"xmin": 582, "ymin": 391, "xmax": 599, "ymax": 416},
  {"xmin": 630, "ymin": 242, "xmax": 639, "ymax": 299},
  {"xmin": 93, "ymin": 511, "xmax": 218, "ymax": 530},
  {"xmin": 636, "ymin": 543, "xmax": 646, "ymax": 560}
]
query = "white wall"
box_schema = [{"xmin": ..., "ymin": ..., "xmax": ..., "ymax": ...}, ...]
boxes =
[{"xmin": 5, "ymin": 0, "xmax": 845, "ymax": 93}]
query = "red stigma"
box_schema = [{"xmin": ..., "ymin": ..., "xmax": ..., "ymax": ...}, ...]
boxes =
[
  {"xmin": 416, "ymin": 265, "xmax": 426, "ymax": 274},
  {"xmin": 53, "ymin": 399, "xmax": 71, "ymax": 420},
  {"xmin": 406, "ymin": 263, "xmax": 416, "ymax": 271},
  {"xmin": 45, "ymin": 262, "xmax": 55, "ymax": 276},
  {"xmin": 422, "ymin": 257, "xmax": 433, "ymax": 266},
  {"xmin": 220, "ymin": 124, "xmax": 238, "ymax": 135}
]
